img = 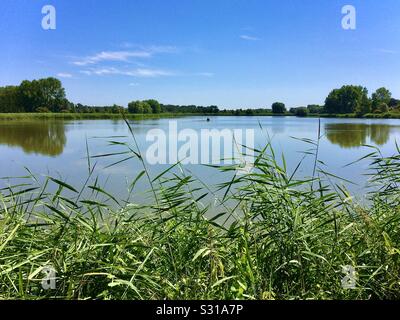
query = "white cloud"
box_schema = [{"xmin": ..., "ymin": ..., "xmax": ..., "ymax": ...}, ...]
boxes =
[
  {"xmin": 57, "ymin": 73, "xmax": 73, "ymax": 78},
  {"xmin": 240, "ymin": 35, "xmax": 260, "ymax": 41},
  {"xmin": 195, "ymin": 72, "xmax": 214, "ymax": 77},
  {"xmin": 72, "ymin": 46, "xmax": 178, "ymax": 66},
  {"xmin": 80, "ymin": 67, "xmax": 175, "ymax": 78},
  {"xmin": 121, "ymin": 43, "xmax": 178, "ymax": 53},
  {"xmin": 80, "ymin": 67, "xmax": 215, "ymax": 79},
  {"xmin": 133, "ymin": 68, "xmax": 174, "ymax": 77},
  {"xmin": 129, "ymin": 83, "xmax": 140, "ymax": 86},
  {"xmin": 72, "ymin": 51, "xmax": 152, "ymax": 66},
  {"xmin": 74, "ymin": 46, "xmax": 212, "ymax": 80}
]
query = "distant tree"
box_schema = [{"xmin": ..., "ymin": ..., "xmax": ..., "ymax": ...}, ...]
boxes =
[
  {"xmin": 0, "ymin": 86, "xmax": 23, "ymax": 112},
  {"xmin": 19, "ymin": 78, "xmax": 66, "ymax": 112},
  {"xmin": 307, "ymin": 104, "xmax": 324, "ymax": 114},
  {"xmin": 294, "ymin": 107, "xmax": 308, "ymax": 117},
  {"xmin": 111, "ymin": 104, "xmax": 123, "ymax": 114},
  {"xmin": 128, "ymin": 101, "xmax": 153, "ymax": 114},
  {"xmin": 145, "ymin": 99, "xmax": 161, "ymax": 114},
  {"xmin": 128, "ymin": 101, "xmax": 143, "ymax": 114},
  {"xmin": 389, "ymin": 98, "xmax": 400, "ymax": 108},
  {"xmin": 355, "ymin": 99, "xmax": 372, "ymax": 116},
  {"xmin": 325, "ymin": 85, "xmax": 369, "ymax": 114},
  {"xmin": 372, "ymin": 87, "xmax": 392, "ymax": 112},
  {"xmin": 272, "ymin": 102, "xmax": 286, "ymax": 114},
  {"xmin": 378, "ymin": 102, "xmax": 389, "ymax": 114},
  {"xmin": 41, "ymin": 78, "xmax": 67, "ymax": 112},
  {"xmin": 141, "ymin": 101, "xmax": 153, "ymax": 114},
  {"xmin": 35, "ymin": 107, "xmax": 51, "ymax": 113},
  {"xmin": 206, "ymin": 105, "xmax": 219, "ymax": 113},
  {"xmin": 19, "ymin": 80, "xmax": 39, "ymax": 112},
  {"xmin": 65, "ymin": 101, "xmax": 76, "ymax": 112}
]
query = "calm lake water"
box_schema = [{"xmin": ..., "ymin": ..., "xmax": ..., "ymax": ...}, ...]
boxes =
[{"xmin": 1, "ymin": 116, "xmax": 400, "ymax": 201}]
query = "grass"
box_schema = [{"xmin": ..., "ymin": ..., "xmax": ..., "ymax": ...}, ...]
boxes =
[
  {"xmin": 316, "ymin": 112, "xmax": 400, "ymax": 119},
  {"xmin": 0, "ymin": 120, "xmax": 399, "ymax": 300},
  {"xmin": 1, "ymin": 111, "xmax": 400, "ymax": 121},
  {"xmin": 0, "ymin": 112, "xmax": 198, "ymax": 121}
]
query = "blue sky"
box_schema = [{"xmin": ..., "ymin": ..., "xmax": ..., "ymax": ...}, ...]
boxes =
[{"xmin": 0, "ymin": 0, "xmax": 399, "ymax": 108}]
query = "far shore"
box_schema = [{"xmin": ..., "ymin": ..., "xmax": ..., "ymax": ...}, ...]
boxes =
[{"xmin": 1, "ymin": 112, "xmax": 400, "ymax": 121}]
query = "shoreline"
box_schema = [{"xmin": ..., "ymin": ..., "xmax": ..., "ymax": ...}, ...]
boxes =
[{"xmin": 0, "ymin": 112, "xmax": 400, "ymax": 121}]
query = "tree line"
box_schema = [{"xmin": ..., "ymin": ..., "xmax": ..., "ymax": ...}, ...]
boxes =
[
  {"xmin": 0, "ymin": 78, "xmax": 126, "ymax": 114},
  {"xmin": 128, "ymin": 100, "xmax": 220, "ymax": 114},
  {"xmin": 128, "ymin": 86, "xmax": 400, "ymax": 116},
  {"xmin": 288, "ymin": 86, "xmax": 400, "ymax": 117},
  {"xmin": 0, "ymin": 78, "xmax": 68, "ymax": 113},
  {"xmin": 1, "ymin": 78, "xmax": 399, "ymax": 116}
]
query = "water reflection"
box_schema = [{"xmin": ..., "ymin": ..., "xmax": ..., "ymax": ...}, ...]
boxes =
[
  {"xmin": 0, "ymin": 121, "xmax": 66, "ymax": 156},
  {"xmin": 325, "ymin": 123, "xmax": 394, "ymax": 148},
  {"xmin": 0, "ymin": 119, "xmax": 399, "ymax": 157}
]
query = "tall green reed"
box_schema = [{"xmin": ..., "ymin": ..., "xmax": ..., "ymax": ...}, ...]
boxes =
[{"xmin": 0, "ymin": 119, "xmax": 399, "ymax": 300}]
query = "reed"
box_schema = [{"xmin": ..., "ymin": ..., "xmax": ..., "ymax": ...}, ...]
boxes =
[{"xmin": 0, "ymin": 123, "xmax": 399, "ymax": 300}]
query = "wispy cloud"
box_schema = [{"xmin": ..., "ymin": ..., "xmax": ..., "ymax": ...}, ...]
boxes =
[
  {"xmin": 80, "ymin": 67, "xmax": 215, "ymax": 79},
  {"xmin": 80, "ymin": 67, "xmax": 175, "ymax": 78},
  {"xmin": 72, "ymin": 51, "xmax": 151, "ymax": 66},
  {"xmin": 72, "ymin": 46, "xmax": 178, "ymax": 66},
  {"xmin": 129, "ymin": 82, "xmax": 140, "ymax": 86},
  {"xmin": 376, "ymin": 48, "xmax": 397, "ymax": 54},
  {"xmin": 57, "ymin": 73, "xmax": 73, "ymax": 78},
  {"xmin": 121, "ymin": 43, "xmax": 178, "ymax": 53},
  {"xmin": 240, "ymin": 35, "xmax": 260, "ymax": 41},
  {"xmin": 74, "ymin": 45, "xmax": 213, "ymax": 80},
  {"xmin": 133, "ymin": 68, "xmax": 174, "ymax": 77},
  {"xmin": 195, "ymin": 72, "xmax": 214, "ymax": 77}
]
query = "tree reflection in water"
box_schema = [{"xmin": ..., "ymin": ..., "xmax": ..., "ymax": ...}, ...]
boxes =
[
  {"xmin": 0, "ymin": 120, "xmax": 66, "ymax": 156},
  {"xmin": 0, "ymin": 120, "xmax": 398, "ymax": 156},
  {"xmin": 325, "ymin": 123, "xmax": 394, "ymax": 148}
]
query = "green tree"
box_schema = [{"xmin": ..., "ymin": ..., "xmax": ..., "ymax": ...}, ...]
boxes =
[
  {"xmin": 19, "ymin": 78, "xmax": 66, "ymax": 112},
  {"xmin": 19, "ymin": 80, "xmax": 40, "ymax": 112},
  {"xmin": 325, "ymin": 85, "xmax": 369, "ymax": 114},
  {"xmin": 372, "ymin": 87, "xmax": 392, "ymax": 112},
  {"xmin": 128, "ymin": 101, "xmax": 143, "ymax": 114},
  {"xmin": 145, "ymin": 99, "xmax": 162, "ymax": 114},
  {"xmin": 35, "ymin": 107, "xmax": 51, "ymax": 113},
  {"xmin": 355, "ymin": 93, "xmax": 372, "ymax": 116},
  {"xmin": 272, "ymin": 102, "xmax": 286, "ymax": 114},
  {"xmin": 307, "ymin": 104, "xmax": 324, "ymax": 114},
  {"xmin": 40, "ymin": 78, "xmax": 67, "ymax": 112},
  {"xmin": 294, "ymin": 107, "xmax": 308, "ymax": 117},
  {"xmin": 128, "ymin": 101, "xmax": 152, "ymax": 114},
  {"xmin": 111, "ymin": 104, "xmax": 124, "ymax": 114},
  {"xmin": 142, "ymin": 101, "xmax": 153, "ymax": 114},
  {"xmin": 389, "ymin": 98, "xmax": 400, "ymax": 108},
  {"xmin": 0, "ymin": 86, "xmax": 23, "ymax": 112},
  {"xmin": 378, "ymin": 102, "xmax": 389, "ymax": 113}
]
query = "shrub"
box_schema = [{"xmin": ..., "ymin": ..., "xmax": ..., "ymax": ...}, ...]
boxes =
[
  {"xmin": 295, "ymin": 107, "xmax": 308, "ymax": 117},
  {"xmin": 35, "ymin": 107, "xmax": 51, "ymax": 113}
]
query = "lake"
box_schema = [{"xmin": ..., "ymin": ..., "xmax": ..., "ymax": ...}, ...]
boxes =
[{"xmin": 1, "ymin": 116, "xmax": 400, "ymax": 201}]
